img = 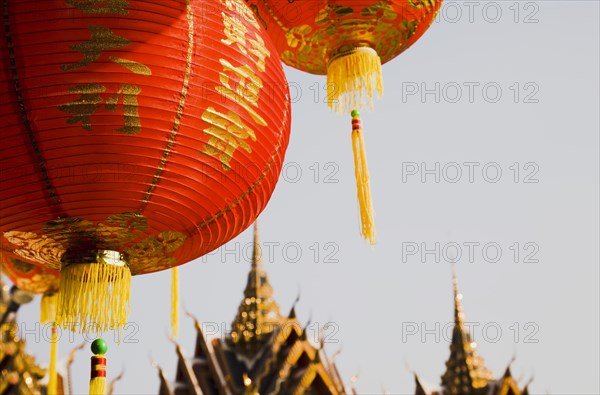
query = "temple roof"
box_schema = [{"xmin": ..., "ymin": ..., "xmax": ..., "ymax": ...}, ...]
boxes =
[
  {"xmin": 414, "ymin": 271, "xmax": 531, "ymax": 395},
  {"xmin": 158, "ymin": 223, "xmax": 347, "ymax": 395}
]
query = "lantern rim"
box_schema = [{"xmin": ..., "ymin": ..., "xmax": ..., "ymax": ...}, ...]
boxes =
[
  {"xmin": 328, "ymin": 45, "xmax": 377, "ymax": 67},
  {"xmin": 62, "ymin": 249, "xmax": 128, "ymax": 269}
]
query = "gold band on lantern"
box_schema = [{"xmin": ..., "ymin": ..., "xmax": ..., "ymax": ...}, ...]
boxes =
[
  {"xmin": 61, "ymin": 249, "xmax": 128, "ymax": 269},
  {"xmin": 327, "ymin": 45, "xmax": 377, "ymax": 67}
]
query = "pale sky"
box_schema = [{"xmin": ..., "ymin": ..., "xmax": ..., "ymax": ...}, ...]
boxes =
[{"xmin": 15, "ymin": 1, "xmax": 600, "ymax": 394}]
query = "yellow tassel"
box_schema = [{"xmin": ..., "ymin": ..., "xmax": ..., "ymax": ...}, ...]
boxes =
[
  {"xmin": 41, "ymin": 292, "xmax": 59, "ymax": 394},
  {"xmin": 89, "ymin": 375, "xmax": 106, "ymax": 395},
  {"xmin": 56, "ymin": 250, "xmax": 130, "ymax": 334},
  {"xmin": 41, "ymin": 292, "xmax": 58, "ymax": 324},
  {"xmin": 327, "ymin": 46, "xmax": 383, "ymax": 114},
  {"xmin": 351, "ymin": 110, "xmax": 376, "ymax": 245},
  {"xmin": 47, "ymin": 325, "xmax": 58, "ymax": 395},
  {"xmin": 171, "ymin": 267, "xmax": 179, "ymax": 338}
]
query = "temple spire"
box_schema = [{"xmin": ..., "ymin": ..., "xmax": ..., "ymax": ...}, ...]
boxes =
[
  {"xmin": 242, "ymin": 221, "xmax": 273, "ymax": 301},
  {"xmin": 441, "ymin": 270, "xmax": 493, "ymax": 395},
  {"xmin": 252, "ymin": 221, "xmax": 261, "ymax": 268},
  {"xmin": 452, "ymin": 267, "xmax": 464, "ymax": 329},
  {"xmin": 230, "ymin": 222, "xmax": 282, "ymax": 355}
]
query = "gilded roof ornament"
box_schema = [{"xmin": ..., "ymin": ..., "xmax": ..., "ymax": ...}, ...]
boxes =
[
  {"xmin": 230, "ymin": 222, "xmax": 283, "ymax": 355},
  {"xmin": 441, "ymin": 270, "xmax": 494, "ymax": 395}
]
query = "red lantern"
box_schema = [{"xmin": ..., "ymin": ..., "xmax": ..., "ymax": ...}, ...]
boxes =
[
  {"xmin": 1, "ymin": 255, "xmax": 61, "ymax": 393},
  {"xmin": 1, "ymin": 254, "xmax": 60, "ymax": 325},
  {"xmin": 0, "ymin": 0, "xmax": 291, "ymax": 333},
  {"xmin": 248, "ymin": 0, "xmax": 441, "ymax": 243},
  {"xmin": 1, "ymin": 254, "xmax": 59, "ymax": 296}
]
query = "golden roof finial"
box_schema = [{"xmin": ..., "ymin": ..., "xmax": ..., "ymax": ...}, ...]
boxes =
[
  {"xmin": 230, "ymin": 222, "xmax": 282, "ymax": 355},
  {"xmin": 252, "ymin": 221, "xmax": 261, "ymax": 269},
  {"xmin": 441, "ymin": 268, "xmax": 494, "ymax": 394},
  {"xmin": 243, "ymin": 221, "xmax": 271, "ymax": 301},
  {"xmin": 452, "ymin": 265, "xmax": 465, "ymax": 328}
]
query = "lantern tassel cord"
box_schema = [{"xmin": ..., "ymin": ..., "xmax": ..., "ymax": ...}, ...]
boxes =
[
  {"xmin": 327, "ymin": 47, "xmax": 383, "ymax": 114},
  {"xmin": 42, "ymin": 293, "xmax": 59, "ymax": 395},
  {"xmin": 48, "ymin": 325, "xmax": 58, "ymax": 395},
  {"xmin": 89, "ymin": 339, "xmax": 108, "ymax": 395},
  {"xmin": 351, "ymin": 110, "xmax": 376, "ymax": 245},
  {"xmin": 40, "ymin": 292, "xmax": 58, "ymax": 325},
  {"xmin": 56, "ymin": 255, "xmax": 130, "ymax": 334},
  {"xmin": 89, "ymin": 355, "xmax": 107, "ymax": 395},
  {"xmin": 171, "ymin": 267, "xmax": 179, "ymax": 337}
]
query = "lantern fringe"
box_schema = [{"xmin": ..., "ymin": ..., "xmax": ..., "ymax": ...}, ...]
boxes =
[
  {"xmin": 40, "ymin": 292, "xmax": 58, "ymax": 324},
  {"xmin": 42, "ymin": 293, "xmax": 59, "ymax": 394},
  {"xmin": 171, "ymin": 267, "xmax": 179, "ymax": 338},
  {"xmin": 56, "ymin": 262, "xmax": 130, "ymax": 334},
  {"xmin": 89, "ymin": 355, "xmax": 107, "ymax": 395},
  {"xmin": 47, "ymin": 325, "xmax": 58, "ymax": 395},
  {"xmin": 327, "ymin": 47, "xmax": 383, "ymax": 114},
  {"xmin": 351, "ymin": 111, "xmax": 376, "ymax": 245},
  {"xmin": 89, "ymin": 377, "xmax": 106, "ymax": 395}
]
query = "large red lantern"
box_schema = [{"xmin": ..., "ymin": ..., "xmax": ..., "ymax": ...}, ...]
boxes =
[
  {"xmin": 249, "ymin": 0, "xmax": 441, "ymax": 244},
  {"xmin": 0, "ymin": 0, "xmax": 291, "ymax": 333}
]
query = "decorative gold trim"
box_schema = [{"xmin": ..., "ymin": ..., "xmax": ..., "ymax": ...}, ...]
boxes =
[
  {"xmin": 139, "ymin": 0, "xmax": 194, "ymax": 209},
  {"xmin": 4, "ymin": 212, "xmax": 186, "ymax": 274},
  {"xmin": 290, "ymin": 358, "xmax": 339, "ymax": 395},
  {"xmin": 327, "ymin": 45, "xmax": 375, "ymax": 67},
  {"xmin": 251, "ymin": 318, "xmax": 302, "ymax": 391},
  {"xmin": 61, "ymin": 249, "xmax": 127, "ymax": 269},
  {"xmin": 2, "ymin": 0, "xmax": 61, "ymax": 206}
]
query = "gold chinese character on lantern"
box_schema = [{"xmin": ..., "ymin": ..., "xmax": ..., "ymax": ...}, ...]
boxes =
[
  {"xmin": 223, "ymin": 0, "xmax": 260, "ymax": 30},
  {"xmin": 222, "ymin": 13, "xmax": 248, "ymax": 52},
  {"xmin": 58, "ymin": 21, "xmax": 151, "ymax": 134},
  {"xmin": 104, "ymin": 84, "xmax": 142, "ymax": 134},
  {"xmin": 216, "ymin": 59, "xmax": 266, "ymax": 127},
  {"xmin": 57, "ymin": 83, "xmax": 105, "ymax": 131},
  {"xmin": 199, "ymin": 0, "xmax": 274, "ymax": 168},
  {"xmin": 58, "ymin": 83, "xmax": 142, "ymax": 134},
  {"xmin": 222, "ymin": 13, "xmax": 270, "ymax": 72},
  {"xmin": 61, "ymin": 26, "xmax": 150, "ymax": 75},
  {"xmin": 247, "ymin": 33, "xmax": 269, "ymax": 73},
  {"xmin": 200, "ymin": 107, "xmax": 257, "ymax": 170}
]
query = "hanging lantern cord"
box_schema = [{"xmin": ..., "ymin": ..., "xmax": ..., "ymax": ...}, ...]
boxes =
[
  {"xmin": 89, "ymin": 338, "xmax": 108, "ymax": 395},
  {"xmin": 41, "ymin": 292, "xmax": 59, "ymax": 395},
  {"xmin": 351, "ymin": 109, "xmax": 376, "ymax": 245},
  {"xmin": 171, "ymin": 267, "xmax": 179, "ymax": 338}
]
